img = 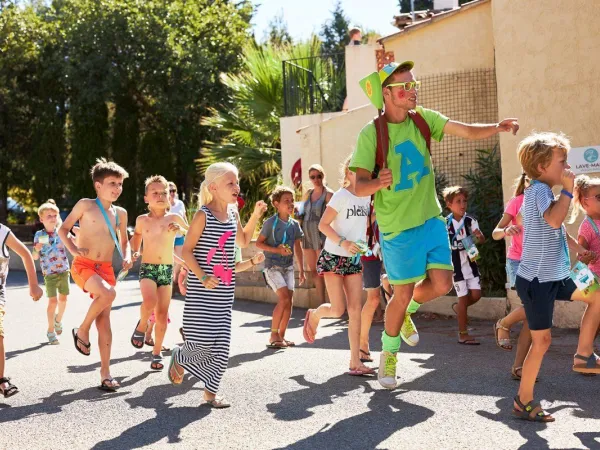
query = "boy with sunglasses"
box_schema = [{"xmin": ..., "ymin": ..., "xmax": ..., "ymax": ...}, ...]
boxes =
[{"xmin": 350, "ymin": 61, "xmax": 520, "ymax": 390}]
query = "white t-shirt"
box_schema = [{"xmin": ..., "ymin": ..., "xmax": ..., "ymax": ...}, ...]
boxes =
[
  {"xmin": 323, "ymin": 188, "xmax": 370, "ymax": 257},
  {"xmin": 170, "ymin": 199, "xmax": 186, "ymax": 238}
]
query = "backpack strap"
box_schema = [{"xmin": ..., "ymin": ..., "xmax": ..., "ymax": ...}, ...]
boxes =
[
  {"xmin": 408, "ymin": 109, "xmax": 432, "ymax": 155},
  {"xmin": 373, "ymin": 114, "xmax": 389, "ymax": 179}
]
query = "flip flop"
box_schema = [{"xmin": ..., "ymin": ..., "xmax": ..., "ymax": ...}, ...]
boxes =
[
  {"xmin": 266, "ymin": 341, "xmax": 287, "ymax": 349},
  {"xmin": 168, "ymin": 347, "xmax": 184, "ymax": 386},
  {"xmin": 130, "ymin": 320, "xmax": 145, "ymax": 349},
  {"xmin": 72, "ymin": 328, "xmax": 91, "ymax": 356},
  {"xmin": 150, "ymin": 354, "xmax": 164, "ymax": 371},
  {"xmin": 205, "ymin": 397, "xmax": 231, "ymax": 409},
  {"xmin": 347, "ymin": 367, "xmax": 376, "ymax": 376},
  {"xmin": 458, "ymin": 339, "xmax": 480, "ymax": 345},
  {"xmin": 283, "ymin": 340, "xmax": 295, "ymax": 347},
  {"xmin": 145, "ymin": 338, "xmax": 155, "ymax": 347},
  {"xmin": 360, "ymin": 349, "xmax": 373, "ymax": 363},
  {"xmin": 303, "ymin": 309, "xmax": 316, "ymax": 344},
  {"xmin": 98, "ymin": 378, "xmax": 119, "ymax": 392}
]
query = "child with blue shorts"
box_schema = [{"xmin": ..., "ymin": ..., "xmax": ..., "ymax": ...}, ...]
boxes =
[{"xmin": 513, "ymin": 132, "xmax": 600, "ymax": 422}]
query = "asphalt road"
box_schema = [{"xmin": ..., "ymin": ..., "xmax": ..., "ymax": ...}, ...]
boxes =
[{"xmin": 1, "ymin": 272, "xmax": 599, "ymax": 449}]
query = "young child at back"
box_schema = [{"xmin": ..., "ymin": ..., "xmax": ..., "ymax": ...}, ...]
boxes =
[
  {"xmin": 129, "ymin": 175, "xmax": 188, "ymax": 371},
  {"xmin": 513, "ymin": 132, "xmax": 600, "ymax": 423},
  {"xmin": 443, "ymin": 186, "xmax": 485, "ymax": 345},
  {"xmin": 0, "ymin": 224, "xmax": 43, "ymax": 398},
  {"xmin": 572, "ymin": 175, "xmax": 600, "ymax": 275},
  {"xmin": 58, "ymin": 158, "xmax": 132, "ymax": 392},
  {"xmin": 256, "ymin": 186, "xmax": 305, "ymax": 349},
  {"xmin": 167, "ymin": 162, "xmax": 267, "ymax": 408},
  {"xmin": 33, "ymin": 199, "xmax": 71, "ymax": 345}
]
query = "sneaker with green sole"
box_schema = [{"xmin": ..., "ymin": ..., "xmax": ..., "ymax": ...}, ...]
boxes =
[
  {"xmin": 378, "ymin": 351, "xmax": 398, "ymax": 390},
  {"xmin": 400, "ymin": 313, "xmax": 419, "ymax": 347}
]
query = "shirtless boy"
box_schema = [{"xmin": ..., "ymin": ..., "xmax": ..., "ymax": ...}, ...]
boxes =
[
  {"xmin": 58, "ymin": 158, "xmax": 132, "ymax": 391},
  {"xmin": 129, "ymin": 175, "xmax": 188, "ymax": 370}
]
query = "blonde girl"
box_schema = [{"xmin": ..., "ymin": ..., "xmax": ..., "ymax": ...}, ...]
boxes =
[
  {"xmin": 303, "ymin": 155, "xmax": 373, "ymax": 376},
  {"xmin": 167, "ymin": 162, "xmax": 267, "ymax": 408}
]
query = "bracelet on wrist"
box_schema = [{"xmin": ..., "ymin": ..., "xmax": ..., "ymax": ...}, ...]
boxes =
[
  {"xmin": 561, "ymin": 189, "xmax": 573, "ymax": 199},
  {"xmin": 200, "ymin": 274, "xmax": 208, "ymax": 283},
  {"xmin": 338, "ymin": 237, "xmax": 347, "ymax": 246}
]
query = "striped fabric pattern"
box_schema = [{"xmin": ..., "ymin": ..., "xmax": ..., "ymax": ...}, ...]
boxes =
[
  {"xmin": 517, "ymin": 182, "xmax": 570, "ymax": 283},
  {"xmin": 176, "ymin": 206, "xmax": 237, "ymax": 394}
]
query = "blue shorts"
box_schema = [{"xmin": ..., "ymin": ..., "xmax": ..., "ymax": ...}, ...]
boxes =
[
  {"xmin": 515, "ymin": 276, "xmax": 575, "ymax": 330},
  {"xmin": 380, "ymin": 216, "xmax": 452, "ymax": 285},
  {"xmin": 174, "ymin": 236, "xmax": 185, "ymax": 247}
]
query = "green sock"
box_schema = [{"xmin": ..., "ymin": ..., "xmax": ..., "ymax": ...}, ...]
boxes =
[
  {"xmin": 381, "ymin": 331, "xmax": 401, "ymax": 354},
  {"xmin": 406, "ymin": 299, "xmax": 421, "ymax": 315}
]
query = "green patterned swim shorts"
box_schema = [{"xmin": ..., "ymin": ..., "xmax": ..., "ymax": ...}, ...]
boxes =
[{"xmin": 139, "ymin": 263, "xmax": 173, "ymax": 287}]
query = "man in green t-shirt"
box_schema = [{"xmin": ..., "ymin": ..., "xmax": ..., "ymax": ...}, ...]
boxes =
[{"xmin": 350, "ymin": 61, "xmax": 519, "ymax": 390}]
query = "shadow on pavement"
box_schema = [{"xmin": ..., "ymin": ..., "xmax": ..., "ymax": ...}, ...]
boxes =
[
  {"xmin": 268, "ymin": 375, "xmax": 434, "ymax": 449},
  {"xmin": 6, "ymin": 343, "xmax": 47, "ymax": 360},
  {"xmin": 92, "ymin": 376, "xmax": 208, "ymax": 449}
]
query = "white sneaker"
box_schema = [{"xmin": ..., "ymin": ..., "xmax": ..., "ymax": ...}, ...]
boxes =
[
  {"xmin": 378, "ymin": 351, "xmax": 398, "ymax": 390},
  {"xmin": 400, "ymin": 313, "xmax": 419, "ymax": 347}
]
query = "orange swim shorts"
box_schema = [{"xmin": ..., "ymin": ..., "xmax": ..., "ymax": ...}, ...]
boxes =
[{"xmin": 71, "ymin": 256, "xmax": 116, "ymax": 298}]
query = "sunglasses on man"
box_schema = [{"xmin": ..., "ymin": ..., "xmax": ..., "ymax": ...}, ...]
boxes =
[{"xmin": 386, "ymin": 80, "xmax": 421, "ymax": 91}]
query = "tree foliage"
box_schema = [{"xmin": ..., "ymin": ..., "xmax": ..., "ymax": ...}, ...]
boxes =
[
  {"xmin": 319, "ymin": 0, "xmax": 349, "ymax": 55},
  {"xmin": 0, "ymin": 0, "xmax": 253, "ymax": 222}
]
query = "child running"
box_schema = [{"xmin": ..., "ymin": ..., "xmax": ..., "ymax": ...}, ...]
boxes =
[
  {"xmin": 167, "ymin": 162, "xmax": 267, "ymax": 408},
  {"xmin": 59, "ymin": 158, "xmax": 132, "ymax": 392},
  {"xmin": 492, "ymin": 174, "xmax": 532, "ymax": 381},
  {"xmin": 359, "ymin": 206, "xmax": 385, "ymax": 363},
  {"xmin": 303, "ymin": 155, "xmax": 374, "ymax": 376},
  {"xmin": 0, "ymin": 224, "xmax": 43, "ymax": 398},
  {"xmin": 513, "ymin": 132, "xmax": 600, "ymax": 422},
  {"xmin": 33, "ymin": 200, "xmax": 71, "ymax": 345},
  {"xmin": 129, "ymin": 175, "xmax": 188, "ymax": 370},
  {"xmin": 443, "ymin": 186, "xmax": 485, "ymax": 345},
  {"xmin": 256, "ymin": 186, "xmax": 305, "ymax": 349}
]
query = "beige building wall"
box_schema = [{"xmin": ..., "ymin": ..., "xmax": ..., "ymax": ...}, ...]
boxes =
[
  {"xmin": 493, "ymin": 0, "xmax": 600, "ymax": 235},
  {"xmin": 298, "ymin": 105, "xmax": 376, "ymax": 193},
  {"xmin": 381, "ymin": 0, "xmax": 494, "ymax": 77},
  {"xmin": 344, "ymin": 44, "xmax": 379, "ymax": 111},
  {"xmin": 280, "ymin": 112, "xmax": 343, "ymax": 187}
]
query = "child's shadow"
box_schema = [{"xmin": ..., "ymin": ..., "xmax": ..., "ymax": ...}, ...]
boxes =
[{"xmin": 274, "ymin": 388, "xmax": 434, "ymax": 450}]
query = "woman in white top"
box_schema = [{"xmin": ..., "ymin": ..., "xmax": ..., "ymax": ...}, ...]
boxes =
[
  {"xmin": 302, "ymin": 155, "xmax": 374, "ymax": 376},
  {"xmin": 168, "ymin": 182, "xmax": 189, "ymax": 282}
]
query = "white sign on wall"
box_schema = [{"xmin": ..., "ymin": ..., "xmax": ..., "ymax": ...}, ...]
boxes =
[{"xmin": 568, "ymin": 146, "xmax": 600, "ymax": 174}]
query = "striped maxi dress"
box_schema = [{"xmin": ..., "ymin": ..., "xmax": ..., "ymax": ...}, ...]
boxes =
[{"xmin": 176, "ymin": 205, "xmax": 237, "ymax": 394}]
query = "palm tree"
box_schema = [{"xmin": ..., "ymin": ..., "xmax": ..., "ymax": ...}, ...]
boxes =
[{"xmin": 198, "ymin": 36, "xmax": 328, "ymax": 220}]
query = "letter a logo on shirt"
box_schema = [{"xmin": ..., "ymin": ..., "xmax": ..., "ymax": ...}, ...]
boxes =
[{"xmin": 395, "ymin": 140, "xmax": 430, "ymax": 191}]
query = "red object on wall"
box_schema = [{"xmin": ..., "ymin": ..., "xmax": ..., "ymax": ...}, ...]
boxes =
[{"xmin": 291, "ymin": 158, "xmax": 302, "ymax": 188}]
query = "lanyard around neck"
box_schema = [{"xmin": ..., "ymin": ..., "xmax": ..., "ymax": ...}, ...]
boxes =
[
  {"xmin": 272, "ymin": 215, "xmax": 292, "ymax": 246},
  {"xmin": 448, "ymin": 213, "xmax": 466, "ymax": 242}
]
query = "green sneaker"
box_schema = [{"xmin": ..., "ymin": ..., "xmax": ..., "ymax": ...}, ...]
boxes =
[
  {"xmin": 400, "ymin": 313, "xmax": 419, "ymax": 347},
  {"xmin": 378, "ymin": 351, "xmax": 398, "ymax": 390}
]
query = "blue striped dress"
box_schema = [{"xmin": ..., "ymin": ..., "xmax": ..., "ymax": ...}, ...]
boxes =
[{"xmin": 176, "ymin": 205, "xmax": 237, "ymax": 394}]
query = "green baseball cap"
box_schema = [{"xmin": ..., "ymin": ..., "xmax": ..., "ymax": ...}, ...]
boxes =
[{"xmin": 378, "ymin": 61, "xmax": 414, "ymax": 85}]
